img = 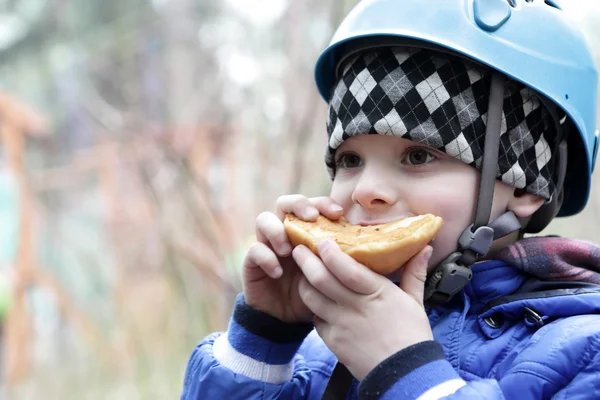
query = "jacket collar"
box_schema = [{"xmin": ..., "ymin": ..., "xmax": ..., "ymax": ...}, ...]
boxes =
[{"xmin": 462, "ymin": 258, "xmax": 600, "ymax": 338}]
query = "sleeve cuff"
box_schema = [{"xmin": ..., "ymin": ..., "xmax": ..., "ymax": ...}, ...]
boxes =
[
  {"xmin": 226, "ymin": 293, "xmax": 314, "ymax": 365},
  {"xmin": 359, "ymin": 341, "xmax": 465, "ymax": 400}
]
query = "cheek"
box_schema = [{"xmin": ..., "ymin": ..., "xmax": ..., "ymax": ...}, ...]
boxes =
[
  {"xmin": 421, "ymin": 177, "xmax": 514, "ymax": 268},
  {"xmin": 409, "ymin": 176, "xmax": 478, "ymax": 223},
  {"xmin": 489, "ymin": 182, "xmax": 514, "ymax": 220},
  {"xmin": 411, "ymin": 177, "xmax": 479, "ymax": 268}
]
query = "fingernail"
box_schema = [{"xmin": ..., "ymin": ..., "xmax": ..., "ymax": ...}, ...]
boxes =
[
  {"xmin": 279, "ymin": 243, "xmax": 292, "ymax": 255},
  {"xmin": 424, "ymin": 246, "xmax": 433, "ymax": 261},
  {"xmin": 292, "ymin": 245, "xmax": 307, "ymax": 263},
  {"xmin": 272, "ymin": 266, "xmax": 283, "ymax": 278},
  {"xmin": 318, "ymin": 238, "xmax": 334, "ymax": 252},
  {"xmin": 306, "ymin": 207, "xmax": 319, "ymax": 219},
  {"xmin": 330, "ymin": 204, "xmax": 343, "ymax": 212}
]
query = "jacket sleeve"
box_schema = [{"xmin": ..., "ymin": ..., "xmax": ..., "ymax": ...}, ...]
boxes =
[
  {"xmin": 180, "ymin": 293, "xmax": 325, "ymax": 400},
  {"xmin": 357, "ymin": 341, "xmax": 506, "ymax": 400},
  {"xmin": 358, "ymin": 337, "xmax": 600, "ymax": 400}
]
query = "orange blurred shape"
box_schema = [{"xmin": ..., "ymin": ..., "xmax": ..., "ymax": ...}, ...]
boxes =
[{"xmin": 0, "ymin": 92, "xmax": 48, "ymax": 135}]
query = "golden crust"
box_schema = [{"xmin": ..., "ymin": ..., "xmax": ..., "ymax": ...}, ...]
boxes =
[{"xmin": 283, "ymin": 214, "xmax": 444, "ymax": 274}]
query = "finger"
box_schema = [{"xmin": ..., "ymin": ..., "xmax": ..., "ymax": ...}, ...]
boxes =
[
  {"xmin": 307, "ymin": 197, "xmax": 344, "ymax": 221},
  {"xmin": 298, "ymin": 275, "xmax": 337, "ymax": 323},
  {"xmin": 317, "ymin": 239, "xmax": 381, "ymax": 296},
  {"xmin": 275, "ymin": 194, "xmax": 319, "ymax": 221},
  {"xmin": 243, "ymin": 242, "xmax": 283, "ymax": 280},
  {"xmin": 399, "ymin": 245, "xmax": 433, "ymax": 307},
  {"xmin": 292, "ymin": 245, "xmax": 352, "ymax": 303},
  {"xmin": 255, "ymin": 212, "xmax": 293, "ymax": 257},
  {"xmin": 313, "ymin": 315, "xmax": 326, "ymax": 330}
]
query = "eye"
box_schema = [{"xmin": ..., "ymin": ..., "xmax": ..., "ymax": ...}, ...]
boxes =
[
  {"xmin": 403, "ymin": 148, "xmax": 436, "ymax": 166},
  {"xmin": 335, "ymin": 152, "xmax": 363, "ymax": 169}
]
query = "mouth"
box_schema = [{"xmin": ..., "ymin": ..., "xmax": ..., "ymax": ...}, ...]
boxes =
[
  {"xmin": 355, "ymin": 215, "xmax": 415, "ymax": 226},
  {"xmin": 357, "ymin": 221, "xmax": 390, "ymax": 227}
]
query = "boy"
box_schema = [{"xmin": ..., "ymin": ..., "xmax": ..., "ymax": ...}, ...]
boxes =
[{"xmin": 181, "ymin": 0, "xmax": 600, "ymax": 398}]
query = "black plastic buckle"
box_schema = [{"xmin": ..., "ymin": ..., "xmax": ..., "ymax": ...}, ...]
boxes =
[
  {"xmin": 424, "ymin": 252, "xmax": 473, "ymax": 306},
  {"xmin": 458, "ymin": 224, "xmax": 495, "ymax": 256}
]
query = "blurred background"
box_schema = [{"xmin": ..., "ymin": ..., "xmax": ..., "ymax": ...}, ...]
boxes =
[{"xmin": 0, "ymin": 0, "xmax": 598, "ymax": 398}]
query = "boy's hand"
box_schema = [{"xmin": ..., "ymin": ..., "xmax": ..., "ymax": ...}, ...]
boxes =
[
  {"xmin": 242, "ymin": 195, "xmax": 344, "ymax": 324},
  {"xmin": 292, "ymin": 238, "xmax": 434, "ymax": 380}
]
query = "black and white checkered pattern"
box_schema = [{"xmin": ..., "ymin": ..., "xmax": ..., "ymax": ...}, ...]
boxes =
[{"xmin": 325, "ymin": 47, "xmax": 556, "ymax": 200}]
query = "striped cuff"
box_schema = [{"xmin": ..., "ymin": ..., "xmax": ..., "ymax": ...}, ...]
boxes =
[
  {"xmin": 359, "ymin": 341, "xmax": 466, "ymax": 400},
  {"xmin": 213, "ymin": 293, "xmax": 314, "ymax": 384}
]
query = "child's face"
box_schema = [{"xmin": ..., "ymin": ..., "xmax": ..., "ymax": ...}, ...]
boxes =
[{"xmin": 330, "ymin": 135, "xmax": 518, "ymax": 271}]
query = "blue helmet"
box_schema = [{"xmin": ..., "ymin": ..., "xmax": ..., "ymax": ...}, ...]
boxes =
[{"xmin": 315, "ymin": 0, "xmax": 599, "ymax": 217}]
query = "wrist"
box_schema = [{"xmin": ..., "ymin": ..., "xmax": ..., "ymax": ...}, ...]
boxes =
[
  {"xmin": 211, "ymin": 294, "xmax": 314, "ymax": 384},
  {"xmin": 212, "ymin": 293, "xmax": 315, "ymax": 383},
  {"xmin": 234, "ymin": 293, "xmax": 314, "ymax": 344},
  {"xmin": 358, "ymin": 341, "xmax": 464, "ymax": 400}
]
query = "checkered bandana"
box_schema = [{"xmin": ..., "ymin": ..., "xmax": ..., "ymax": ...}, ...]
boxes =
[{"xmin": 326, "ymin": 47, "xmax": 557, "ymax": 200}]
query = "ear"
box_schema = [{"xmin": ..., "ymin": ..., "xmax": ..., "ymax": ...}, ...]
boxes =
[{"xmin": 507, "ymin": 189, "xmax": 546, "ymax": 218}]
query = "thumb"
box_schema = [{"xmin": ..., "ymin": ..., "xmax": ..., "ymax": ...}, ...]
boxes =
[{"xmin": 399, "ymin": 245, "xmax": 433, "ymax": 307}]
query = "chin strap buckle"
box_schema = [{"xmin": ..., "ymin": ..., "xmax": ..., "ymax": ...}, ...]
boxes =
[
  {"xmin": 424, "ymin": 252, "xmax": 473, "ymax": 306},
  {"xmin": 424, "ymin": 212, "xmax": 523, "ymax": 306},
  {"xmin": 423, "ymin": 225, "xmax": 492, "ymax": 306},
  {"xmin": 458, "ymin": 224, "xmax": 495, "ymax": 256}
]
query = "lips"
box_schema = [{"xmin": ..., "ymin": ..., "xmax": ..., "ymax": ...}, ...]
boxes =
[
  {"xmin": 355, "ymin": 214, "xmax": 415, "ymax": 226},
  {"xmin": 357, "ymin": 221, "xmax": 390, "ymax": 226}
]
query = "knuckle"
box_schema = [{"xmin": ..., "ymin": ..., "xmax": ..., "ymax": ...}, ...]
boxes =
[
  {"xmin": 291, "ymin": 197, "xmax": 310, "ymax": 209},
  {"xmin": 275, "ymin": 195, "xmax": 289, "ymax": 206},
  {"xmin": 343, "ymin": 271, "xmax": 360, "ymax": 288},
  {"xmin": 327, "ymin": 329, "xmax": 346, "ymax": 353},
  {"xmin": 260, "ymin": 246, "xmax": 276, "ymax": 261},
  {"xmin": 276, "ymin": 194, "xmax": 303, "ymax": 207},
  {"xmin": 276, "ymin": 194, "xmax": 294, "ymax": 203},
  {"xmin": 318, "ymin": 246, "xmax": 333, "ymax": 263},
  {"xmin": 249, "ymin": 242, "xmax": 274, "ymax": 263},
  {"xmin": 297, "ymin": 278, "xmax": 311, "ymax": 298},
  {"xmin": 247, "ymin": 242, "xmax": 263, "ymax": 258},
  {"xmin": 412, "ymin": 270, "xmax": 427, "ymax": 285},
  {"xmin": 308, "ymin": 196, "xmax": 326, "ymax": 206},
  {"xmin": 255, "ymin": 211, "xmax": 271, "ymax": 226},
  {"xmin": 256, "ymin": 213, "xmax": 280, "ymax": 235},
  {"xmin": 311, "ymin": 271, "xmax": 329, "ymax": 289}
]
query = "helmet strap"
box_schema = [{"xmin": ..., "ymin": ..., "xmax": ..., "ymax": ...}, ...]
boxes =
[{"xmin": 424, "ymin": 72, "xmax": 524, "ymax": 306}]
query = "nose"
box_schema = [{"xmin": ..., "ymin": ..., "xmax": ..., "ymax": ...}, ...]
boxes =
[{"xmin": 351, "ymin": 168, "xmax": 399, "ymax": 209}]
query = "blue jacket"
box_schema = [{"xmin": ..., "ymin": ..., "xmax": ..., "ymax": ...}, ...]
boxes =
[{"xmin": 180, "ymin": 259, "xmax": 600, "ymax": 399}]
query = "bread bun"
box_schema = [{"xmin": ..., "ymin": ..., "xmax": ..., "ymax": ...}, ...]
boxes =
[{"xmin": 283, "ymin": 214, "xmax": 443, "ymax": 275}]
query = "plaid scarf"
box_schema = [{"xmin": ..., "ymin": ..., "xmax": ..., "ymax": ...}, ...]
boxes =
[{"xmin": 494, "ymin": 236, "xmax": 600, "ymax": 284}]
